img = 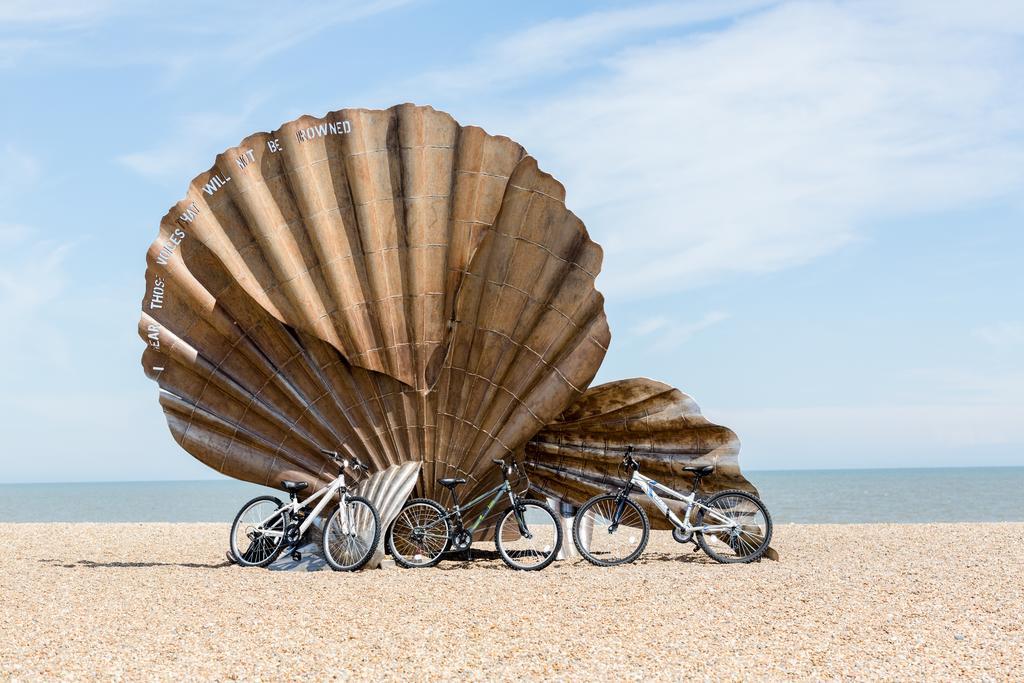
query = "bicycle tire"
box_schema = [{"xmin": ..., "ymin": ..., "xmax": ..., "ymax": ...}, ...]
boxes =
[
  {"xmin": 323, "ymin": 495, "xmax": 380, "ymax": 571},
  {"xmin": 572, "ymin": 493, "xmax": 650, "ymax": 566},
  {"xmin": 494, "ymin": 499, "xmax": 562, "ymax": 571},
  {"xmin": 387, "ymin": 498, "xmax": 452, "ymax": 568},
  {"xmin": 229, "ymin": 496, "xmax": 288, "ymax": 568},
  {"xmin": 695, "ymin": 489, "xmax": 772, "ymax": 564}
]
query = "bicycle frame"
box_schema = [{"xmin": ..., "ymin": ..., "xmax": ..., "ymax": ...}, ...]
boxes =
[
  {"xmin": 625, "ymin": 470, "xmax": 736, "ymax": 533},
  {"xmin": 255, "ymin": 470, "xmax": 353, "ymax": 540},
  {"xmin": 446, "ymin": 479, "xmax": 520, "ymax": 534}
]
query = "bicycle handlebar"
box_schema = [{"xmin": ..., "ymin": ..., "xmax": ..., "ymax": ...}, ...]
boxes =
[
  {"xmin": 320, "ymin": 448, "xmax": 368, "ymax": 473},
  {"xmin": 492, "ymin": 458, "xmax": 519, "ymax": 477},
  {"xmin": 622, "ymin": 446, "xmax": 640, "ymax": 471}
]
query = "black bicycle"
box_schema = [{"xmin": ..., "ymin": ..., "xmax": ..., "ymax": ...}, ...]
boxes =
[{"xmin": 387, "ymin": 459, "xmax": 563, "ymax": 570}]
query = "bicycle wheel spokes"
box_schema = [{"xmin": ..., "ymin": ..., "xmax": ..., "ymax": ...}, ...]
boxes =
[
  {"xmin": 232, "ymin": 499, "xmax": 284, "ymax": 566},
  {"xmin": 576, "ymin": 495, "xmax": 649, "ymax": 566},
  {"xmin": 698, "ymin": 492, "xmax": 770, "ymax": 562},
  {"xmin": 325, "ymin": 498, "xmax": 378, "ymax": 570},
  {"xmin": 390, "ymin": 501, "xmax": 449, "ymax": 567},
  {"xmin": 496, "ymin": 501, "xmax": 561, "ymax": 571}
]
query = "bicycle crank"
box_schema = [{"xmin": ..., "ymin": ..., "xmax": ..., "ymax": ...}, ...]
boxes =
[
  {"xmin": 672, "ymin": 526, "xmax": 693, "ymax": 544},
  {"xmin": 284, "ymin": 523, "xmax": 302, "ymax": 545},
  {"xmin": 451, "ymin": 529, "xmax": 473, "ymax": 551}
]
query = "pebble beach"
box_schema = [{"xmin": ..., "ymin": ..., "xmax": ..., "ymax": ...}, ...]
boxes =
[{"xmin": 2, "ymin": 523, "xmax": 1022, "ymax": 680}]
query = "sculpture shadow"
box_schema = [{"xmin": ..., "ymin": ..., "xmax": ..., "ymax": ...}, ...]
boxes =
[
  {"xmin": 425, "ymin": 548, "xmax": 551, "ymax": 571},
  {"xmin": 631, "ymin": 550, "xmax": 715, "ymax": 565},
  {"xmin": 39, "ymin": 558, "xmax": 232, "ymax": 570}
]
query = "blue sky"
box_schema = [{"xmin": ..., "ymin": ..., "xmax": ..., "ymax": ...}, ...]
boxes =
[{"xmin": 1, "ymin": 0, "xmax": 1022, "ymax": 482}]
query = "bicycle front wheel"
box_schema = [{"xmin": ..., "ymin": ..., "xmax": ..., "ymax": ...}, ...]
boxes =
[
  {"xmin": 695, "ymin": 490, "xmax": 772, "ymax": 563},
  {"xmin": 229, "ymin": 496, "xmax": 288, "ymax": 568},
  {"xmin": 323, "ymin": 495, "xmax": 380, "ymax": 571},
  {"xmin": 387, "ymin": 498, "xmax": 451, "ymax": 568},
  {"xmin": 573, "ymin": 494, "xmax": 650, "ymax": 566},
  {"xmin": 495, "ymin": 500, "xmax": 562, "ymax": 571}
]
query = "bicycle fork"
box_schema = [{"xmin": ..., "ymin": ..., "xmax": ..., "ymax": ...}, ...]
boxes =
[{"xmin": 509, "ymin": 488, "xmax": 533, "ymax": 539}]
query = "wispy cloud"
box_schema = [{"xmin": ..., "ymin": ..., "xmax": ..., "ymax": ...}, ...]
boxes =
[
  {"xmin": 117, "ymin": 96, "xmax": 268, "ymax": 182},
  {"xmin": 0, "ymin": 0, "xmax": 417, "ymax": 74},
  {"xmin": 0, "ymin": 222, "xmax": 31, "ymax": 246},
  {"xmin": 631, "ymin": 310, "xmax": 730, "ymax": 350},
  {"xmin": 0, "ymin": 144, "xmax": 41, "ymax": 199},
  {"xmin": 723, "ymin": 365, "xmax": 1024, "ymax": 468},
  {"xmin": 218, "ymin": 0, "xmax": 415, "ymax": 68},
  {"xmin": 0, "ymin": 226, "xmax": 75, "ymax": 376},
  {"xmin": 423, "ymin": 1, "xmax": 1024, "ymax": 298},
  {"xmin": 415, "ymin": 0, "xmax": 774, "ymax": 92},
  {"xmin": 0, "ymin": 38, "xmax": 46, "ymax": 66},
  {"xmin": 724, "ymin": 401, "xmax": 1024, "ymax": 469},
  {"xmin": 0, "ymin": 0, "xmax": 116, "ymax": 24},
  {"xmin": 974, "ymin": 322, "xmax": 1024, "ymax": 348}
]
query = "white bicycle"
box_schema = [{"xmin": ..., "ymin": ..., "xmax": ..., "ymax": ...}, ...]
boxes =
[
  {"xmin": 573, "ymin": 446, "xmax": 772, "ymax": 565},
  {"xmin": 229, "ymin": 449, "xmax": 380, "ymax": 571}
]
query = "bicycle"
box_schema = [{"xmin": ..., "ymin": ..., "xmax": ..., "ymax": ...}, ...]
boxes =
[
  {"xmin": 573, "ymin": 446, "xmax": 772, "ymax": 565},
  {"xmin": 228, "ymin": 449, "xmax": 381, "ymax": 571},
  {"xmin": 386, "ymin": 458, "xmax": 563, "ymax": 571}
]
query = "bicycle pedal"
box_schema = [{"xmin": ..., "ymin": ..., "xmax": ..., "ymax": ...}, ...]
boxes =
[{"xmin": 291, "ymin": 551, "xmax": 302, "ymax": 562}]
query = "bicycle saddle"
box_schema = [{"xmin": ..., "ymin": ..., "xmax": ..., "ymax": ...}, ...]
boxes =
[
  {"xmin": 281, "ymin": 480, "xmax": 308, "ymax": 492},
  {"xmin": 683, "ymin": 465, "xmax": 715, "ymax": 477},
  {"xmin": 437, "ymin": 477, "xmax": 467, "ymax": 489}
]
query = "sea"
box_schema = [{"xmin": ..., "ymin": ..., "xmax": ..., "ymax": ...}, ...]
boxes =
[{"xmin": 1, "ymin": 467, "xmax": 1022, "ymax": 524}]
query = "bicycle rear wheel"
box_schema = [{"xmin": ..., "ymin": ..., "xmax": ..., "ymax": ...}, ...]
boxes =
[
  {"xmin": 695, "ymin": 490, "xmax": 772, "ymax": 563},
  {"xmin": 495, "ymin": 500, "xmax": 562, "ymax": 571},
  {"xmin": 387, "ymin": 498, "xmax": 451, "ymax": 568},
  {"xmin": 229, "ymin": 496, "xmax": 288, "ymax": 568},
  {"xmin": 323, "ymin": 495, "xmax": 380, "ymax": 571},
  {"xmin": 573, "ymin": 494, "xmax": 650, "ymax": 566}
]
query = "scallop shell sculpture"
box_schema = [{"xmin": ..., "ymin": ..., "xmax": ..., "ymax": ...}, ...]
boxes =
[
  {"xmin": 139, "ymin": 103, "xmax": 758, "ymax": 516},
  {"xmin": 141, "ymin": 104, "xmax": 609, "ymax": 504}
]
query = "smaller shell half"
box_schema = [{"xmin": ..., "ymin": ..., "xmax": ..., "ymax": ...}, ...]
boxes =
[{"xmin": 524, "ymin": 378, "xmax": 757, "ymax": 530}]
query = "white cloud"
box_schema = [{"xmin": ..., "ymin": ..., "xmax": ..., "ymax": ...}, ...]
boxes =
[
  {"xmin": 0, "ymin": 144, "xmax": 41, "ymax": 198},
  {"xmin": 416, "ymin": 0, "xmax": 775, "ymax": 91},
  {"xmin": 974, "ymin": 322, "xmax": 1024, "ymax": 348},
  {"xmin": 218, "ymin": 0, "xmax": 415, "ymax": 68},
  {"xmin": 0, "ymin": 226, "xmax": 75, "ymax": 375},
  {"xmin": 631, "ymin": 311, "xmax": 730, "ymax": 350},
  {"xmin": 436, "ymin": 1, "xmax": 1024, "ymax": 298},
  {"xmin": 724, "ymin": 402, "xmax": 1024, "ymax": 469},
  {"xmin": 117, "ymin": 97, "xmax": 268, "ymax": 182},
  {"xmin": 719, "ymin": 366, "xmax": 1024, "ymax": 468},
  {"xmin": 0, "ymin": 38, "xmax": 46, "ymax": 66},
  {"xmin": 0, "ymin": 0, "xmax": 417, "ymax": 73},
  {"xmin": 0, "ymin": 0, "xmax": 115, "ymax": 24},
  {"xmin": 0, "ymin": 222, "xmax": 31, "ymax": 246}
]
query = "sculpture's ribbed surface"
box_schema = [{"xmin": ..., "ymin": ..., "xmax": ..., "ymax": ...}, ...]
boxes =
[
  {"xmin": 524, "ymin": 378, "xmax": 758, "ymax": 529},
  {"xmin": 355, "ymin": 462, "xmax": 421, "ymax": 568},
  {"xmin": 141, "ymin": 104, "xmax": 609, "ymax": 504},
  {"xmin": 154, "ymin": 104, "xmax": 527, "ymax": 392}
]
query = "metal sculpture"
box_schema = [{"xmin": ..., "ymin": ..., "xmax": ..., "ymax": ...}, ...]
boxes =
[
  {"xmin": 139, "ymin": 103, "xmax": 758, "ymax": 521},
  {"xmin": 525, "ymin": 378, "xmax": 756, "ymax": 528}
]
